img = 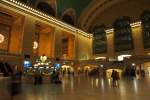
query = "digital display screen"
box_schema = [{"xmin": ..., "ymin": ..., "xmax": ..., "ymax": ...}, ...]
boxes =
[{"xmin": 24, "ymin": 60, "xmax": 31, "ymax": 68}]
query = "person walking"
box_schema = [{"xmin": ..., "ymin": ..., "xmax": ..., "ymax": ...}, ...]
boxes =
[{"xmin": 111, "ymin": 70, "xmax": 117, "ymax": 87}]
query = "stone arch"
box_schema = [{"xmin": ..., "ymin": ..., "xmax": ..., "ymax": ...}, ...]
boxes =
[
  {"xmin": 61, "ymin": 8, "xmax": 76, "ymax": 26},
  {"xmin": 36, "ymin": 1, "xmax": 56, "ymax": 16},
  {"xmin": 91, "ymin": 24, "xmax": 105, "ymax": 33}
]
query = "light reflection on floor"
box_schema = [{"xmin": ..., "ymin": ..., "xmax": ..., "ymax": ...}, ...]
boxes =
[{"xmin": 0, "ymin": 76, "xmax": 150, "ymax": 100}]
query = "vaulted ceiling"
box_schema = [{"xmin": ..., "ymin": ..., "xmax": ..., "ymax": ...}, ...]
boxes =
[
  {"xmin": 18, "ymin": 0, "xmax": 150, "ymax": 32},
  {"xmin": 78, "ymin": 0, "xmax": 150, "ymax": 32},
  {"xmin": 57, "ymin": 0, "xmax": 92, "ymax": 17}
]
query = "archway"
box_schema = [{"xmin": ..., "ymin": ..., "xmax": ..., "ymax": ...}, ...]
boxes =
[
  {"xmin": 37, "ymin": 2, "xmax": 55, "ymax": 16},
  {"xmin": 62, "ymin": 14, "xmax": 75, "ymax": 26},
  {"xmin": 61, "ymin": 8, "xmax": 76, "ymax": 26}
]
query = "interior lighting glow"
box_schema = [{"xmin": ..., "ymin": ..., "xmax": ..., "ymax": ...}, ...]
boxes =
[
  {"xmin": 34, "ymin": 64, "xmax": 38, "ymax": 67},
  {"xmin": 105, "ymin": 28, "xmax": 114, "ymax": 34},
  {"xmin": 130, "ymin": 21, "xmax": 141, "ymax": 28},
  {"xmin": 40, "ymin": 55, "xmax": 47, "ymax": 63},
  {"xmin": 132, "ymin": 63, "xmax": 135, "ymax": 66},
  {"xmin": 45, "ymin": 63, "xmax": 49, "ymax": 65},
  {"xmin": 95, "ymin": 78, "xmax": 99, "ymax": 87},
  {"xmin": 118, "ymin": 55, "xmax": 132, "ymax": 61},
  {"xmin": 0, "ymin": 34, "xmax": 4, "ymax": 43},
  {"xmin": 1, "ymin": 0, "xmax": 90, "ymax": 38},
  {"xmin": 147, "ymin": 53, "xmax": 150, "ymax": 56},
  {"xmin": 95, "ymin": 57, "xmax": 106, "ymax": 60},
  {"xmin": 101, "ymin": 78, "xmax": 105, "ymax": 90},
  {"xmin": 105, "ymin": 21, "xmax": 141, "ymax": 34},
  {"xmin": 100, "ymin": 65, "xmax": 104, "ymax": 68},
  {"xmin": 33, "ymin": 41, "xmax": 38, "ymax": 49}
]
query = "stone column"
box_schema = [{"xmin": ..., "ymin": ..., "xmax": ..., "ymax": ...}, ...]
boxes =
[
  {"xmin": 54, "ymin": 28, "xmax": 62, "ymax": 59},
  {"xmin": 21, "ymin": 16, "xmax": 35, "ymax": 70},
  {"xmin": 38, "ymin": 31, "xmax": 54, "ymax": 58},
  {"xmin": 107, "ymin": 33, "xmax": 115, "ymax": 57},
  {"xmin": 68, "ymin": 35, "xmax": 75, "ymax": 60},
  {"xmin": 132, "ymin": 26, "xmax": 144, "ymax": 55}
]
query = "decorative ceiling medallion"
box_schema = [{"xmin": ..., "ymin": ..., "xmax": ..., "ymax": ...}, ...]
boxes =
[
  {"xmin": 0, "ymin": 34, "xmax": 5, "ymax": 43},
  {"xmin": 33, "ymin": 41, "xmax": 38, "ymax": 49}
]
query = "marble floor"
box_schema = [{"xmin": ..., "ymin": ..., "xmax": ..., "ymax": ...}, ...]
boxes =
[{"xmin": 0, "ymin": 75, "xmax": 150, "ymax": 100}]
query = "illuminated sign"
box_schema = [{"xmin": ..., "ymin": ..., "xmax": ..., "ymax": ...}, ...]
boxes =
[
  {"xmin": 54, "ymin": 63, "xmax": 61, "ymax": 70},
  {"xmin": 24, "ymin": 60, "xmax": 31, "ymax": 68}
]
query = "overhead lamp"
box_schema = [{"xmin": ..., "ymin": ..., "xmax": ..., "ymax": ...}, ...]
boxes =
[{"xmin": 147, "ymin": 53, "xmax": 150, "ymax": 56}]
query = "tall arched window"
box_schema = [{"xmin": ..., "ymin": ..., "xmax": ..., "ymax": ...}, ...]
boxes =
[
  {"xmin": 62, "ymin": 14, "xmax": 74, "ymax": 26},
  {"xmin": 113, "ymin": 16, "xmax": 133, "ymax": 52},
  {"xmin": 140, "ymin": 9, "xmax": 150, "ymax": 48},
  {"xmin": 37, "ymin": 2, "xmax": 55, "ymax": 17},
  {"xmin": 92, "ymin": 24, "xmax": 107, "ymax": 54}
]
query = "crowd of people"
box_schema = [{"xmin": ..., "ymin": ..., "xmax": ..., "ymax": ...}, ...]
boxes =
[
  {"xmin": 5, "ymin": 66, "xmax": 147, "ymax": 99},
  {"xmin": 33, "ymin": 70, "xmax": 62, "ymax": 85}
]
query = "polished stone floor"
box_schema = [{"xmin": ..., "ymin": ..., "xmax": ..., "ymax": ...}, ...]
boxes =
[{"xmin": 0, "ymin": 75, "xmax": 150, "ymax": 100}]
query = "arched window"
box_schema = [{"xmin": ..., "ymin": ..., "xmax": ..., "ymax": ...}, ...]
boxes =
[
  {"xmin": 140, "ymin": 9, "xmax": 150, "ymax": 48},
  {"xmin": 92, "ymin": 24, "xmax": 107, "ymax": 54},
  {"xmin": 113, "ymin": 16, "xmax": 133, "ymax": 52},
  {"xmin": 37, "ymin": 2, "xmax": 55, "ymax": 16},
  {"xmin": 62, "ymin": 14, "xmax": 74, "ymax": 26}
]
